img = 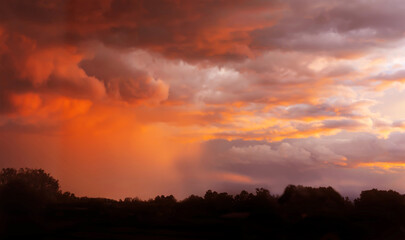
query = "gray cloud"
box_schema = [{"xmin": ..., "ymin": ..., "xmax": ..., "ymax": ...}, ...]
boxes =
[
  {"xmin": 271, "ymin": 100, "xmax": 374, "ymax": 119},
  {"xmin": 251, "ymin": 0, "xmax": 405, "ymax": 55},
  {"xmin": 80, "ymin": 45, "xmax": 168, "ymax": 104},
  {"xmin": 370, "ymin": 69, "xmax": 405, "ymax": 81},
  {"xmin": 180, "ymin": 132, "xmax": 405, "ymax": 196}
]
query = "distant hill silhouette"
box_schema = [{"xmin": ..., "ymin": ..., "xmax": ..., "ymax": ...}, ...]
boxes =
[{"xmin": 1, "ymin": 168, "xmax": 405, "ymax": 239}]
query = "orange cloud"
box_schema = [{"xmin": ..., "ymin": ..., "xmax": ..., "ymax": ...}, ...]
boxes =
[
  {"xmin": 10, "ymin": 93, "xmax": 42, "ymax": 116},
  {"xmin": 7, "ymin": 93, "xmax": 93, "ymax": 124},
  {"xmin": 3, "ymin": 0, "xmax": 405, "ymax": 199},
  {"xmin": 357, "ymin": 162, "xmax": 405, "ymax": 171},
  {"xmin": 213, "ymin": 172, "xmax": 254, "ymax": 184}
]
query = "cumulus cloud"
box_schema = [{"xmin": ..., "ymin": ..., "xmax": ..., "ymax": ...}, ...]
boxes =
[
  {"xmin": 0, "ymin": 30, "xmax": 105, "ymax": 116},
  {"xmin": 0, "ymin": 0, "xmax": 282, "ymax": 62},
  {"xmin": 179, "ymin": 132, "xmax": 405, "ymax": 196},
  {"xmin": 2, "ymin": 0, "xmax": 405, "ymax": 198},
  {"xmin": 0, "ymin": 31, "xmax": 169, "ymax": 124},
  {"xmin": 0, "ymin": 0, "xmax": 399, "ymax": 117},
  {"xmin": 80, "ymin": 45, "xmax": 169, "ymax": 104},
  {"xmin": 251, "ymin": 0, "xmax": 405, "ymax": 56},
  {"xmin": 2, "ymin": 0, "xmax": 405, "ymax": 63}
]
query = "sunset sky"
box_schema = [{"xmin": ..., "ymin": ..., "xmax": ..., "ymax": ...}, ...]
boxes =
[{"xmin": 2, "ymin": 0, "xmax": 405, "ymax": 199}]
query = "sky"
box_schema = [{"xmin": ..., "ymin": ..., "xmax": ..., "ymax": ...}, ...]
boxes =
[{"xmin": 2, "ymin": 0, "xmax": 405, "ymax": 200}]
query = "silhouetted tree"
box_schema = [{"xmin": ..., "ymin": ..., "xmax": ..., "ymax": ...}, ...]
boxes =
[
  {"xmin": 279, "ymin": 185, "xmax": 347, "ymax": 220},
  {"xmin": 353, "ymin": 189, "xmax": 405, "ymax": 239},
  {"xmin": 0, "ymin": 168, "xmax": 62, "ymax": 235},
  {"xmin": 0, "ymin": 168, "xmax": 60, "ymax": 195},
  {"xmin": 3, "ymin": 167, "xmax": 405, "ymax": 239},
  {"xmin": 234, "ymin": 190, "xmax": 252, "ymax": 202},
  {"xmin": 0, "ymin": 168, "xmax": 61, "ymax": 211},
  {"xmin": 234, "ymin": 190, "xmax": 255, "ymax": 211},
  {"xmin": 204, "ymin": 190, "xmax": 234, "ymax": 214},
  {"xmin": 178, "ymin": 194, "xmax": 205, "ymax": 216},
  {"xmin": 355, "ymin": 189, "xmax": 405, "ymax": 221},
  {"xmin": 153, "ymin": 195, "xmax": 177, "ymax": 204}
]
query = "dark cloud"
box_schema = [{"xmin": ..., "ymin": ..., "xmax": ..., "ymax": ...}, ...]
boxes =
[
  {"xmin": 0, "ymin": 0, "xmax": 401, "ymax": 113},
  {"xmin": 0, "ymin": 0, "xmax": 282, "ymax": 62},
  {"xmin": 2, "ymin": 0, "xmax": 405, "ymax": 64},
  {"xmin": 251, "ymin": 0, "xmax": 405, "ymax": 55},
  {"xmin": 80, "ymin": 46, "xmax": 168, "ymax": 104}
]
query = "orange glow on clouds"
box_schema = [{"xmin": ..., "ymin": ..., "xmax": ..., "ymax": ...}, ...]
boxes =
[
  {"xmin": 3, "ymin": 0, "xmax": 405, "ymax": 198},
  {"xmin": 9, "ymin": 93, "xmax": 92, "ymax": 123},
  {"xmin": 357, "ymin": 162, "xmax": 405, "ymax": 171}
]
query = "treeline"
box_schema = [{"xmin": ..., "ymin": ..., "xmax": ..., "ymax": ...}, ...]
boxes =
[{"xmin": 1, "ymin": 168, "xmax": 405, "ymax": 239}]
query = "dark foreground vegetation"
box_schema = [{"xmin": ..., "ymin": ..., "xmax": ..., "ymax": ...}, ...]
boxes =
[{"xmin": 1, "ymin": 168, "xmax": 405, "ymax": 239}]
